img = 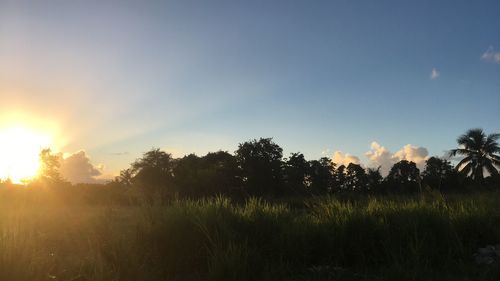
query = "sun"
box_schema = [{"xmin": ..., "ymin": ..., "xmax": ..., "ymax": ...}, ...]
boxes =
[{"xmin": 0, "ymin": 126, "xmax": 53, "ymax": 183}]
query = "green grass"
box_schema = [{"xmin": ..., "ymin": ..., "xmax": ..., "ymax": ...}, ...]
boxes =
[{"xmin": 0, "ymin": 189, "xmax": 499, "ymax": 280}]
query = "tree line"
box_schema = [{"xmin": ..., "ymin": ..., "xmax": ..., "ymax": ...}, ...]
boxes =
[{"xmin": 36, "ymin": 128, "xmax": 499, "ymax": 199}]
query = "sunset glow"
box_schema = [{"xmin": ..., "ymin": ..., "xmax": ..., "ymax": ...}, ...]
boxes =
[{"xmin": 0, "ymin": 126, "xmax": 53, "ymax": 183}]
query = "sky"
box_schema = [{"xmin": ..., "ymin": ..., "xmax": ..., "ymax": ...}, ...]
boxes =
[{"xmin": 0, "ymin": 0, "xmax": 499, "ymax": 182}]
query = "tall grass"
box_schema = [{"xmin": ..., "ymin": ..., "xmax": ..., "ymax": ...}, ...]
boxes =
[{"xmin": 0, "ymin": 190, "xmax": 499, "ymax": 280}]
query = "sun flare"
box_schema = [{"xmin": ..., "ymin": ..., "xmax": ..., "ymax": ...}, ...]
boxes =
[{"xmin": 0, "ymin": 126, "xmax": 53, "ymax": 183}]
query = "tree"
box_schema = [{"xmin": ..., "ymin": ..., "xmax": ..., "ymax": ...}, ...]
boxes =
[
  {"xmin": 115, "ymin": 168, "xmax": 133, "ymax": 187},
  {"xmin": 172, "ymin": 154, "xmax": 203, "ymax": 196},
  {"xmin": 344, "ymin": 163, "xmax": 368, "ymax": 192},
  {"xmin": 38, "ymin": 148, "xmax": 63, "ymax": 183},
  {"xmin": 385, "ymin": 160, "xmax": 421, "ymax": 193},
  {"xmin": 449, "ymin": 128, "xmax": 499, "ymax": 182},
  {"xmin": 284, "ymin": 153, "xmax": 309, "ymax": 194},
  {"xmin": 421, "ymin": 157, "xmax": 457, "ymax": 190},
  {"xmin": 130, "ymin": 148, "xmax": 174, "ymax": 197},
  {"xmin": 333, "ymin": 165, "xmax": 347, "ymax": 192},
  {"xmin": 366, "ymin": 167, "xmax": 383, "ymax": 192},
  {"xmin": 202, "ymin": 151, "xmax": 241, "ymax": 195},
  {"xmin": 173, "ymin": 151, "xmax": 240, "ymax": 197},
  {"xmin": 235, "ymin": 138, "xmax": 284, "ymax": 197},
  {"xmin": 307, "ymin": 157, "xmax": 335, "ymax": 195}
]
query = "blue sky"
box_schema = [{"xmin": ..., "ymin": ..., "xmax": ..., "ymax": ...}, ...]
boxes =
[{"xmin": 1, "ymin": 0, "xmax": 499, "ymax": 179}]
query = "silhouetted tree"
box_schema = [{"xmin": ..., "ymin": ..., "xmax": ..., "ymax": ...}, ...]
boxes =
[
  {"xmin": 385, "ymin": 160, "xmax": 421, "ymax": 193},
  {"xmin": 172, "ymin": 154, "xmax": 202, "ymax": 196},
  {"xmin": 334, "ymin": 165, "xmax": 347, "ymax": 192},
  {"xmin": 173, "ymin": 151, "xmax": 240, "ymax": 197},
  {"xmin": 307, "ymin": 157, "xmax": 335, "ymax": 195},
  {"xmin": 130, "ymin": 148, "xmax": 174, "ymax": 198},
  {"xmin": 202, "ymin": 151, "xmax": 241, "ymax": 195},
  {"xmin": 235, "ymin": 138, "xmax": 284, "ymax": 197},
  {"xmin": 115, "ymin": 168, "xmax": 133, "ymax": 187},
  {"xmin": 284, "ymin": 153, "xmax": 309, "ymax": 194},
  {"xmin": 422, "ymin": 157, "xmax": 458, "ymax": 190},
  {"xmin": 345, "ymin": 163, "xmax": 368, "ymax": 192},
  {"xmin": 38, "ymin": 148, "xmax": 63, "ymax": 183},
  {"xmin": 366, "ymin": 167, "xmax": 383, "ymax": 192},
  {"xmin": 449, "ymin": 128, "xmax": 499, "ymax": 183}
]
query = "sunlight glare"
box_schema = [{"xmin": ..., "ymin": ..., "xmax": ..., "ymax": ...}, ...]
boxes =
[{"xmin": 0, "ymin": 127, "xmax": 53, "ymax": 183}]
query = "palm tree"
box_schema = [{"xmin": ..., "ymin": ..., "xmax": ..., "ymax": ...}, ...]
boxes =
[{"xmin": 449, "ymin": 128, "xmax": 500, "ymax": 182}]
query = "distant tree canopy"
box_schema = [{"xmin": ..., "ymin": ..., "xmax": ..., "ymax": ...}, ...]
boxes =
[
  {"xmin": 307, "ymin": 157, "xmax": 335, "ymax": 194},
  {"xmin": 385, "ymin": 160, "xmax": 421, "ymax": 193},
  {"xmin": 366, "ymin": 167, "xmax": 383, "ymax": 191},
  {"xmin": 173, "ymin": 151, "xmax": 240, "ymax": 197},
  {"xmin": 422, "ymin": 157, "xmax": 458, "ymax": 190},
  {"xmin": 35, "ymin": 128, "xmax": 498, "ymax": 199},
  {"xmin": 235, "ymin": 138, "xmax": 284, "ymax": 197},
  {"xmin": 284, "ymin": 152, "xmax": 309, "ymax": 194},
  {"xmin": 344, "ymin": 163, "xmax": 368, "ymax": 192},
  {"xmin": 129, "ymin": 148, "xmax": 175, "ymax": 196}
]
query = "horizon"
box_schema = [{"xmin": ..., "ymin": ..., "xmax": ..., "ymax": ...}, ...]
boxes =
[{"xmin": 1, "ymin": 0, "xmax": 499, "ymax": 183}]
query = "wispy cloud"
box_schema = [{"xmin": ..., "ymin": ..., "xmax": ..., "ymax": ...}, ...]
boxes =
[
  {"xmin": 481, "ymin": 46, "xmax": 500, "ymax": 63},
  {"xmin": 108, "ymin": 151, "xmax": 129, "ymax": 156},
  {"xmin": 430, "ymin": 68, "xmax": 440, "ymax": 80},
  {"xmin": 321, "ymin": 148, "xmax": 331, "ymax": 156}
]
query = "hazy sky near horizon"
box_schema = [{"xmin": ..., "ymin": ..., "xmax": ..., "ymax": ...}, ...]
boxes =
[{"xmin": 1, "ymin": 0, "xmax": 499, "ymax": 181}]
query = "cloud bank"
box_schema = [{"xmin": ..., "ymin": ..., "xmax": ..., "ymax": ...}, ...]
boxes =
[
  {"xmin": 332, "ymin": 151, "xmax": 361, "ymax": 166},
  {"xmin": 365, "ymin": 142, "xmax": 429, "ymax": 175},
  {"xmin": 60, "ymin": 151, "xmax": 105, "ymax": 183}
]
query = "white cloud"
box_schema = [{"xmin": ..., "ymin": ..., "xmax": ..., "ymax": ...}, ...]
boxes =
[
  {"xmin": 365, "ymin": 142, "xmax": 395, "ymax": 175},
  {"xmin": 332, "ymin": 151, "xmax": 361, "ymax": 167},
  {"xmin": 60, "ymin": 150, "xmax": 104, "ymax": 183},
  {"xmin": 365, "ymin": 142, "xmax": 429, "ymax": 175},
  {"xmin": 430, "ymin": 68, "xmax": 440, "ymax": 80},
  {"xmin": 481, "ymin": 46, "xmax": 500, "ymax": 63},
  {"xmin": 393, "ymin": 144, "xmax": 428, "ymax": 170}
]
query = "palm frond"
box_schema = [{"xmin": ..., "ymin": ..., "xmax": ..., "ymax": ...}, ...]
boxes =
[
  {"xmin": 455, "ymin": 156, "xmax": 472, "ymax": 169},
  {"xmin": 449, "ymin": 148, "xmax": 475, "ymax": 157},
  {"xmin": 484, "ymin": 160, "xmax": 499, "ymax": 177},
  {"xmin": 457, "ymin": 134, "xmax": 475, "ymax": 148},
  {"xmin": 458, "ymin": 128, "xmax": 486, "ymax": 150},
  {"xmin": 487, "ymin": 133, "xmax": 500, "ymax": 141},
  {"xmin": 491, "ymin": 157, "xmax": 500, "ymax": 167},
  {"xmin": 458, "ymin": 162, "xmax": 472, "ymax": 177}
]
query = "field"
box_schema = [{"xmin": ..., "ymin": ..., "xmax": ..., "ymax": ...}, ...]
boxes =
[{"xmin": 0, "ymin": 189, "xmax": 500, "ymax": 281}]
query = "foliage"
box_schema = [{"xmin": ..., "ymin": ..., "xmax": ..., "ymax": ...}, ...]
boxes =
[
  {"xmin": 37, "ymin": 148, "xmax": 65, "ymax": 184},
  {"xmin": 307, "ymin": 157, "xmax": 335, "ymax": 195},
  {"xmin": 0, "ymin": 191, "xmax": 500, "ymax": 280},
  {"xmin": 284, "ymin": 152, "xmax": 309, "ymax": 194},
  {"xmin": 3, "ymin": 128, "xmax": 500, "ymax": 280},
  {"xmin": 234, "ymin": 138, "xmax": 284, "ymax": 197},
  {"xmin": 422, "ymin": 157, "xmax": 459, "ymax": 191},
  {"xmin": 129, "ymin": 148, "xmax": 175, "ymax": 198},
  {"xmin": 344, "ymin": 163, "xmax": 368, "ymax": 192},
  {"xmin": 37, "ymin": 128, "xmax": 500, "ymax": 199},
  {"xmin": 366, "ymin": 167, "xmax": 383, "ymax": 191},
  {"xmin": 450, "ymin": 128, "xmax": 500, "ymax": 182},
  {"xmin": 385, "ymin": 160, "xmax": 421, "ymax": 193},
  {"xmin": 173, "ymin": 151, "xmax": 240, "ymax": 197}
]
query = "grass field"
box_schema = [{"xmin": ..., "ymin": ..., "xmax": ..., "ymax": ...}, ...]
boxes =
[{"xmin": 0, "ymin": 189, "xmax": 499, "ymax": 281}]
